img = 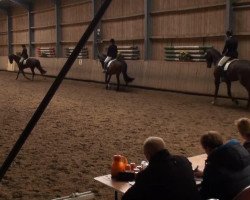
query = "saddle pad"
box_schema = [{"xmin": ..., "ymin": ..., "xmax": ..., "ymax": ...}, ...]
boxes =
[
  {"xmin": 224, "ymin": 59, "xmax": 238, "ymax": 71},
  {"xmin": 23, "ymin": 58, "xmax": 28, "ymax": 65},
  {"xmin": 107, "ymin": 59, "xmax": 116, "ymax": 68}
]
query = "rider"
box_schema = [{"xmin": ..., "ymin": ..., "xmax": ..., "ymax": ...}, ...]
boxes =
[
  {"xmin": 103, "ymin": 38, "xmax": 118, "ymax": 72},
  {"xmin": 218, "ymin": 30, "xmax": 238, "ymax": 82},
  {"xmin": 19, "ymin": 44, "xmax": 28, "ymax": 66}
]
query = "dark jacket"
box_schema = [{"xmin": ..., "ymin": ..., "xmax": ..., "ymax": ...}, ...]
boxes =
[
  {"xmin": 222, "ymin": 36, "xmax": 238, "ymax": 58},
  {"xmin": 200, "ymin": 140, "xmax": 250, "ymax": 200},
  {"xmin": 122, "ymin": 150, "xmax": 200, "ymax": 200},
  {"xmin": 21, "ymin": 47, "xmax": 28, "ymax": 59},
  {"xmin": 243, "ymin": 141, "xmax": 250, "ymax": 154},
  {"xmin": 107, "ymin": 44, "xmax": 118, "ymax": 59}
]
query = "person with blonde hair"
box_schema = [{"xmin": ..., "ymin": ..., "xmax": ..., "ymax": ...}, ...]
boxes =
[
  {"xmin": 196, "ymin": 131, "xmax": 250, "ymax": 200},
  {"xmin": 235, "ymin": 117, "xmax": 250, "ymax": 153},
  {"xmin": 122, "ymin": 136, "xmax": 200, "ymax": 200}
]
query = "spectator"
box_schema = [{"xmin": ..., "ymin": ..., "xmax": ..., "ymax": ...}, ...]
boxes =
[
  {"xmin": 197, "ymin": 131, "xmax": 250, "ymax": 200},
  {"xmin": 122, "ymin": 136, "xmax": 200, "ymax": 200},
  {"xmin": 235, "ymin": 117, "xmax": 250, "ymax": 153}
]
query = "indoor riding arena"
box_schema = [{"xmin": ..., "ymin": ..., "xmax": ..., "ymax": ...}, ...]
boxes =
[{"xmin": 0, "ymin": 0, "xmax": 250, "ymax": 200}]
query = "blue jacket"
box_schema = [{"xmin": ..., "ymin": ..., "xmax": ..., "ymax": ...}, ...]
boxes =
[{"xmin": 200, "ymin": 140, "xmax": 250, "ymax": 200}]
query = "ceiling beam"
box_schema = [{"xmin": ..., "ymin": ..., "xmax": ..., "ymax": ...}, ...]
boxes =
[
  {"xmin": 0, "ymin": 6, "xmax": 8, "ymax": 15},
  {"xmin": 9, "ymin": 0, "xmax": 30, "ymax": 10}
]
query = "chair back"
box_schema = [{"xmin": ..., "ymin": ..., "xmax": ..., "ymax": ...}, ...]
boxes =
[{"xmin": 233, "ymin": 185, "xmax": 250, "ymax": 200}]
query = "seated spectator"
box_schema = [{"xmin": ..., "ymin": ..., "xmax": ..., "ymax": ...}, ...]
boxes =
[
  {"xmin": 235, "ymin": 117, "xmax": 250, "ymax": 153},
  {"xmin": 197, "ymin": 131, "xmax": 250, "ymax": 200},
  {"xmin": 122, "ymin": 136, "xmax": 200, "ymax": 200}
]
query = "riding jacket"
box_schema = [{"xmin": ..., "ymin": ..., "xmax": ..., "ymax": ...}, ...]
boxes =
[
  {"xmin": 107, "ymin": 44, "xmax": 118, "ymax": 59},
  {"xmin": 21, "ymin": 47, "xmax": 28, "ymax": 59},
  {"xmin": 222, "ymin": 36, "xmax": 238, "ymax": 58}
]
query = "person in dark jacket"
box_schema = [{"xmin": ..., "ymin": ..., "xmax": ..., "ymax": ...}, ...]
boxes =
[
  {"xmin": 218, "ymin": 30, "xmax": 238, "ymax": 81},
  {"xmin": 19, "ymin": 44, "xmax": 28, "ymax": 65},
  {"xmin": 198, "ymin": 131, "xmax": 250, "ymax": 200},
  {"xmin": 122, "ymin": 137, "xmax": 200, "ymax": 200},
  {"xmin": 103, "ymin": 38, "xmax": 118, "ymax": 72},
  {"xmin": 235, "ymin": 117, "xmax": 250, "ymax": 153}
]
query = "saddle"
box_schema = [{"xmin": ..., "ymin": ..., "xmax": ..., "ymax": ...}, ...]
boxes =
[
  {"xmin": 20, "ymin": 58, "xmax": 28, "ymax": 66},
  {"xmin": 223, "ymin": 59, "xmax": 238, "ymax": 71},
  {"xmin": 105, "ymin": 59, "xmax": 116, "ymax": 69},
  {"xmin": 220, "ymin": 58, "xmax": 238, "ymax": 82}
]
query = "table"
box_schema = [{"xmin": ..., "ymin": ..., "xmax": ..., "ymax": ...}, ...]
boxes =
[
  {"xmin": 188, "ymin": 153, "xmax": 206, "ymax": 171},
  {"xmin": 94, "ymin": 154, "xmax": 207, "ymax": 200}
]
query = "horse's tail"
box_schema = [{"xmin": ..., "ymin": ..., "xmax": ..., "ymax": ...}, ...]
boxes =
[
  {"xmin": 121, "ymin": 61, "xmax": 134, "ymax": 84},
  {"xmin": 36, "ymin": 60, "xmax": 47, "ymax": 75}
]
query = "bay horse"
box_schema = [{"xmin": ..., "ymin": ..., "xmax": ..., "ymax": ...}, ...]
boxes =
[
  {"xmin": 205, "ymin": 48, "xmax": 250, "ymax": 108},
  {"xmin": 98, "ymin": 54, "xmax": 134, "ymax": 91},
  {"xmin": 8, "ymin": 54, "xmax": 46, "ymax": 80}
]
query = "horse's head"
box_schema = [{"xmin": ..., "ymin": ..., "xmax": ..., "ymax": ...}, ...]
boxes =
[
  {"xmin": 204, "ymin": 48, "xmax": 222, "ymax": 68},
  {"xmin": 8, "ymin": 54, "xmax": 14, "ymax": 64},
  {"xmin": 97, "ymin": 53, "xmax": 106, "ymax": 69},
  {"xmin": 204, "ymin": 50, "xmax": 213, "ymax": 68}
]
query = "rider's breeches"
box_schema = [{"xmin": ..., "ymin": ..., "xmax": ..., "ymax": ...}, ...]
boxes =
[
  {"xmin": 218, "ymin": 56, "xmax": 230, "ymax": 67},
  {"xmin": 104, "ymin": 56, "xmax": 112, "ymax": 66},
  {"xmin": 19, "ymin": 57, "xmax": 24, "ymax": 63}
]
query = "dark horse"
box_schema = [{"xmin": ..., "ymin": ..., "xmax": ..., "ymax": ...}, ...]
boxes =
[
  {"xmin": 98, "ymin": 54, "xmax": 134, "ymax": 91},
  {"xmin": 8, "ymin": 54, "xmax": 46, "ymax": 80},
  {"xmin": 205, "ymin": 48, "xmax": 250, "ymax": 108}
]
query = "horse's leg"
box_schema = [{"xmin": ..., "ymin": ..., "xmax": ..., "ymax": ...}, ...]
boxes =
[
  {"xmin": 226, "ymin": 81, "xmax": 238, "ymax": 105},
  {"xmin": 31, "ymin": 68, "xmax": 35, "ymax": 81},
  {"xmin": 212, "ymin": 78, "xmax": 220, "ymax": 105},
  {"xmin": 37, "ymin": 61, "xmax": 46, "ymax": 75},
  {"xmin": 116, "ymin": 73, "xmax": 120, "ymax": 91},
  {"xmin": 106, "ymin": 74, "xmax": 112, "ymax": 90},
  {"xmin": 16, "ymin": 70, "xmax": 20, "ymax": 80},
  {"xmin": 21, "ymin": 69, "xmax": 31, "ymax": 80}
]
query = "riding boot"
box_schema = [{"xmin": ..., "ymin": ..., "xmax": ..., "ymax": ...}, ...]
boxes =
[
  {"xmin": 219, "ymin": 66, "xmax": 226, "ymax": 82},
  {"xmin": 103, "ymin": 63, "xmax": 108, "ymax": 73}
]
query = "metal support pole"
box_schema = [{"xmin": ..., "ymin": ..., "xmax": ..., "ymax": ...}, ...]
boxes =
[
  {"xmin": 93, "ymin": 0, "xmax": 101, "ymax": 59},
  {"xmin": 144, "ymin": 0, "xmax": 152, "ymax": 60},
  {"xmin": 55, "ymin": 0, "xmax": 62, "ymax": 57},
  {"xmin": 7, "ymin": 9, "xmax": 12, "ymax": 55},
  {"xmin": 0, "ymin": 0, "xmax": 112, "ymax": 182},
  {"xmin": 28, "ymin": 5, "xmax": 34, "ymax": 57},
  {"xmin": 226, "ymin": 0, "xmax": 234, "ymax": 32}
]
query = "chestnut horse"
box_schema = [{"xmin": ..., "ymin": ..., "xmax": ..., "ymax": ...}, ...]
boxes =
[
  {"xmin": 98, "ymin": 54, "xmax": 134, "ymax": 91},
  {"xmin": 205, "ymin": 48, "xmax": 250, "ymax": 108},
  {"xmin": 8, "ymin": 54, "xmax": 46, "ymax": 80}
]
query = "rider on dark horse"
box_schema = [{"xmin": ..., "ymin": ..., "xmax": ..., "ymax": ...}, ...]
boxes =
[
  {"xmin": 19, "ymin": 44, "xmax": 28, "ymax": 67},
  {"xmin": 218, "ymin": 30, "xmax": 238, "ymax": 82},
  {"xmin": 103, "ymin": 38, "xmax": 118, "ymax": 73}
]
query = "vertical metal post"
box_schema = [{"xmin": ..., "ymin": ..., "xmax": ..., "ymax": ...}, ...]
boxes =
[
  {"xmin": 55, "ymin": 0, "xmax": 62, "ymax": 57},
  {"xmin": 0, "ymin": 0, "xmax": 112, "ymax": 182},
  {"xmin": 93, "ymin": 0, "xmax": 101, "ymax": 59},
  {"xmin": 7, "ymin": 9, "xmax": 12, "ymax": 55},
  {"xmin": 28, "ymin": 5, "xmax": 34, "ymax": 57},
  {"xmin": 226, "ymin": 0, "xmax": 234, "ymax": 32},
  {"xmin": 144, "ymin": 0, "xmax": 152, "ymax": 60}
]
